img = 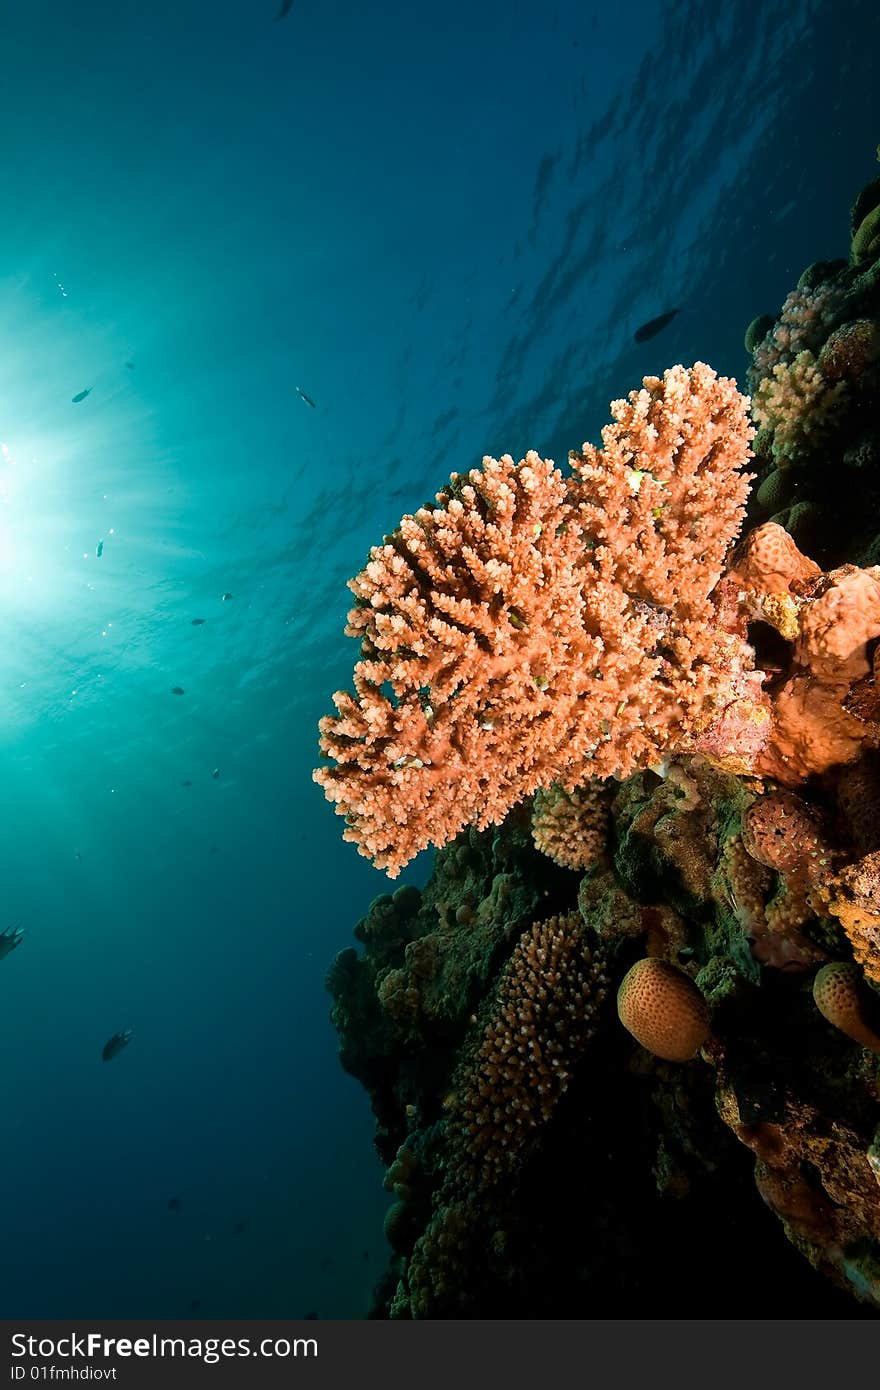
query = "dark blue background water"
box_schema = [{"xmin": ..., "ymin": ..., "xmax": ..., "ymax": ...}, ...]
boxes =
[{"xmin": 0, "ymin": 0, "xmax": 877, "ymax": 1318}]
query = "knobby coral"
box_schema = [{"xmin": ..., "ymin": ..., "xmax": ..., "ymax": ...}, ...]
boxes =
[{"xmin": 448, "ymin": 912, "xmax": 608, "ymax": 1188}]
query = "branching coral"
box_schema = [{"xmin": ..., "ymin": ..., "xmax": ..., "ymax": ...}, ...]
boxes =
[
  {"xmin": 531, "ymin": 781, "xmax": 610, "ymax": 871},
  {"xmin": 567, "ymin": 361, "xmax": 753, "ymax": 606},
  {"xmin": 742, "ymin": 167, "xmax": 880, "ymax": 573},
  {"xmin": 751, "ymin": 350, "xmax": 848, "ymax": 462},
  {"xmin": 748, "ymin": 281, "xmax": 846, "ymax": 389},
  {"xmin": 314, "ymin": 450, "xmax": 593, "ymax": 875},
  {"xmin": 315, "ymin": 364, "xmax": 754, "ymax": 876}
]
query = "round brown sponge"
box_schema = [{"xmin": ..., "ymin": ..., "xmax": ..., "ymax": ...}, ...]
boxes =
[
  {"xmin": 617, "ymin": 958, "xmax": 710, "ymax": 1062},
  {"xmin": 812, "ymin": 962, "xmax": 880, "ymax": 1054}
]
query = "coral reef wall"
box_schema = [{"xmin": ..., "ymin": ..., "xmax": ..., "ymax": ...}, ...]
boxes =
[{"xmin": 320, "ymin": 164, "xmax": 880, "ymax": 1318}]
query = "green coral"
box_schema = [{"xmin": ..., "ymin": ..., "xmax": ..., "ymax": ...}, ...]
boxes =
[{"xmin": 852, "ymin": 202, "xmax": 880, "ymax": 266}]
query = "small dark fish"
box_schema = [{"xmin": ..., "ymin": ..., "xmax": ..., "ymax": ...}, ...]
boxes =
[
  {"xmin": 303, "ymin": 1311, "xmax": 318, "ymax": 1320},
  {"xmin": 295, "ymin": 386, "xmax": 317, "ymax": 409},
  {"xmin": 168, "ymin": 1196, "xmax": 182, "ymax": 1212},
  {"xmin": 71, "ymin": 388, "xmax": 92, "ymax": 404},
  {"xmin": 233, "ymin": 1220, "xmax": 246, "ymax": 1234},
  {"xmin": 96, "ymin": 540, "xmax": 104, "ymax": 559},
  {"xmin": 275, "ymin": 0, "xmax": 295, "ymax": 20},
  {"xmin": 211, "ymin": 768, "xmax": 220, "ymax": 779},
  {"xmin": 191, "ymin": 618, "xmax": 206, "ymax": 626},
  {"xmin": 102, "ymin": 1028, "xmax": 132, "ymax": 1062},
  {"xmin": 0, "ymin": 922, "xmax": 24, "ymax": 960},
  {"xmin": 209, "ymin": 845, "xmax": 219, "ymax": 855},
  {"xmin": 181, "ymin": 780, "xmax": 192, "ymax": 788},
  {"xmin": 221, "ymin": 592, "xmax": 233, "ymax": 602},
  {"xmin": 190, "ymin": 1299, "xmax": 201, "ymax": 1313},
  {"xmin": 362, "ymin": 1249, "xmax": 369, "ymax": 1261},
  {"xmin": 125, "ymin": 361, "xmax": 135, "ymax": 370},
  {"xmin": 634, "ymin": 308, "xmax": 679, "ymax": 343},
  {"xmin": 171, "ymin": 686, "xmax": 185, "ymax": 696}
]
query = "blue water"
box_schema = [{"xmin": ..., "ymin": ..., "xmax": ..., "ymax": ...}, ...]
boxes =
[{"xmin": 0, "ymin": 0, "xmax": 877, "ymax": 1318}]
